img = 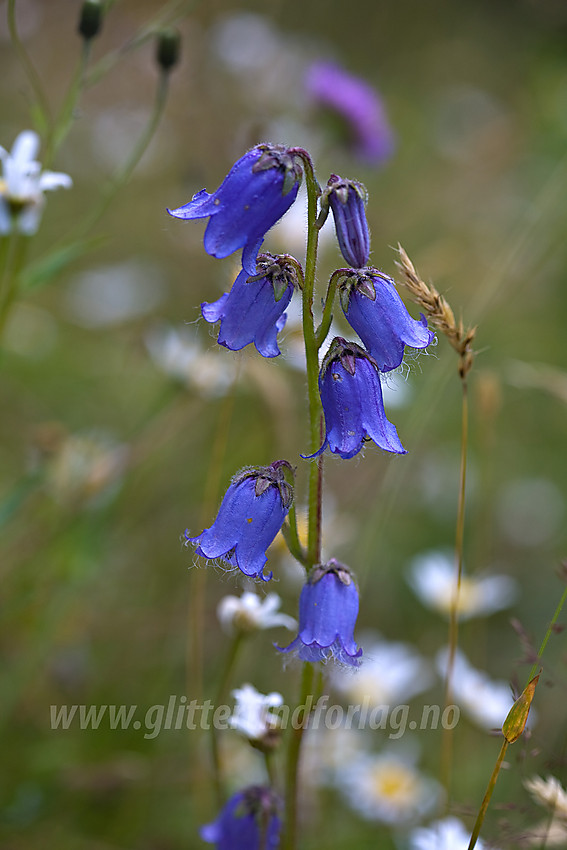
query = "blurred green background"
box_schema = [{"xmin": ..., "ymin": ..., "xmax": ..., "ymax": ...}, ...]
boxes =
[{"xmin": 2, "ymin": 0, "xmax": 567, "ymax": 847}]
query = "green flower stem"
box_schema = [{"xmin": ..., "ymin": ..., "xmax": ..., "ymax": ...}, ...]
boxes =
[
  {"xmin": 0, "ymin": 233, "xmax": 29, "ymax": 340},
  {"xmin": 281, "ymin": 149, "xmax": 325, "ymax": 850},
  {"xmin": 315, "ymin": 268, "xmax": 343, "ymax": 349},
  {"xmin": 293, "ymin": 149, "xmax": 323, "ymax": 567},
  {"xmin": 467, "ymin": 582, "xmax": 566, "ymax": 848},
  {"xmin": 467, "ymin": 738, "xmax": 509, "ymax": 850},
  {"xmin": 527, "ymin": 579, "xmax": 567, "ymax": 683},
  {"xmin": 442, "ymin": 376, "xmax": 469, "ymax": 800},
  {"xmin": 76, "ymin": 71, "xmax": 170, "ymax": 240},
  {"xmin": 281, "ymin": 505, "xmax": 308, "ymax": 568},
  {"xmin": 283, "ymin": 661, "xmax": 315, "ymax": 850},
  {"xmin": 264, "ymin": 749, "xmax": 278, "ymax": 790},
  {"xmin": 210, "ymin": 632, "xmax": 244, "ymax": 807},
  {"xmin": 86, "ymin": 0, "xmax": 194, "ymax": 88},
  {"xmin": 45, "ymin": 40, "xmax": 92, "ymax": 169},
  {"xmin": 8, "ymin": 0, "xmax": 53, "ymax": 136}
]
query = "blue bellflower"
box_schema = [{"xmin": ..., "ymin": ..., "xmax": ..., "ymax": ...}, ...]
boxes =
[
  {"xmin": 309, "ymin": 337, "xmax": 406, "ymax": 460},
  {"xmin": 340, "ymin": 270, "xmax": 434, "ymax": 372},
  {"xmin": 201, "ymin": 253, "xmax": 300, "ymax": 358},
  {"xmin": 186, "ymin": 461, "xmax": 293, "ymax": 581},
  {"xmin": 279, "ymin": 559, "xmax": 362, "ymax": 667},
  {"xmin": 321, "ymin": 174, "xmax": 370, "ymax": 269},
  {"xmin": 201, "ymin": 786, "xmax": 282, "ymax": 850},
  {"xmin": 167, "ymin": 145, "xmax": 302, "ymax": 274}
]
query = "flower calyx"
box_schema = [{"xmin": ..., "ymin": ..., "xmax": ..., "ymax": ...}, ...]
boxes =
[
  {"xmin": 311, "ymin": 557, "xmax": 353, "ymax": 586},
  {"xmin": 338, "ymin": 268, "xmax": 386, "ymax": 314},
  {"xmin": 247, "ymin": 252, "xmax": 304, "ymax": 301},
  {"xmin": 233, "ymin": 460, "xmax": 295, "ymax": 510},
  {"xmin": 321, "ymin": 336, "xmax": 377, "ymax": 379},
  {"xmin": 251, "ymin": 144, "xmax": 303, "ymax": 196}
]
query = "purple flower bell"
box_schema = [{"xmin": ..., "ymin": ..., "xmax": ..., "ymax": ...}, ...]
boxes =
[
  {"xmin": 340, "ymin": 270, "xmax": 434, "ymax": 372},
  {"xmin": 201, "ymin": 253, "xmax": 300, "ymax": 358},
  {"xmin": 321, "ymin": 175, "xmax": 370, "ymax": 269},
  {"xmin": 185, "ymin": 461, "xmax": 293, "ymax": 581},
  {"xmin": 279, "ymin": 559, "xmax": 362, "ymax": 667},
  {"xmin": 310, "ymin": 337, "xmax": 406, "ymax": 460},
  {"xmin": 167, "ymin": 145, "xmax": 302, "ymax": 274},
  {"xmin": 201, "ymin": 786, "xmax": 282, "ymax": 850},
  {"xmin": 305, "ymin": 61, "xmax": 395, "ymax": 165}
]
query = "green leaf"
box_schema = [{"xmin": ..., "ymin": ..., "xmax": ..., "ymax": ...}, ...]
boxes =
[{"xmin": 21, "ymin": 237, "xmax": 107, "ymax": 292}]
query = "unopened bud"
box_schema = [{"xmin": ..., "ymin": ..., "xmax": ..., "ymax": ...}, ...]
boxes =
[
  {"xmin": 502, "ymin": 673, "xmax": 540, "ymax": 744},
  {"xmin": 78, "ymin": 0, "xmax": 103, "ymax": 41},
  {"xmin": 156, "ymin": 28, "xmax": 181, "ymax": 73}
]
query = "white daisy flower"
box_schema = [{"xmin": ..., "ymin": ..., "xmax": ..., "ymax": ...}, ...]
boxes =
[
  {"xmin": 217, "ymin": 591, "xmax": 296, "ymax": 634},
  {"xmin": 0, "ymin": 130, "xmax": 71, "ymax": 234},
  {"xmin": 524, "ymin": 775, "xmax": 567, "ymax": 820},
  {"xmin": 337, "ymin": 748, "xmax": 441, "ymax": 825},
  {"xmin": 408, "ymin": 550, "xmax": 517, "ymax": 620},
  {"xmin": 229, "ymin": 683, "xmax": 283, "ymax": 741},
  {"xmin": 409, "ymin": 816, "xmax": 494, "ymax": 850}
]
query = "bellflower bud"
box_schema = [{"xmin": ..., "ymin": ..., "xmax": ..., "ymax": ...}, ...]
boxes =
[
  {"xmin": 185, "ymin": 461, "xmax": 294, "ymax": 582},
  {"xmin": 167, "ymin": 145, "xmax": 302, "ymax": 274},
  {"xmin": 279, "ymin": 559, "xmax": 363, "ymax": 667},
  {"xmin": 340, "ymin": 269, "xmax": 434, "ymax": 372},
  {"xmin": 321, "ymin": 174, "xmax": 370, "ymax": 269}
]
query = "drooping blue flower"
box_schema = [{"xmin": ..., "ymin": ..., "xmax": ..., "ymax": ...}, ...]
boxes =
[
  {"xmin": 201, "ymin": 786, "xmax": 282, "ymax": 850},
  {"xmin": 305, "ymin": 61, "xmax": 395, "ymax": 166},
  {"xmin": 340, "ymin": 270, "xmax": 434, "ymax": 372},
  {"xmin": 201, "ymin": 253, "xmax": 300, "ymax": 358},
  {"xmin": 167, "ymin": 145, "xmax": 302, "ymax": 274},
  {"xmin": 186, "ymin": 461, "xmax": 293, "ymax": 581},
  {"xmin": 279, "ymin": 559, "xmax": 362, "ymax": 667},
  {"xmin": 309, "ymin": 337, "xmax": 406, "ymax": 460},
  {"xmin": 321, "ymin": 174, "xmax": 370, "ymax": 269}
]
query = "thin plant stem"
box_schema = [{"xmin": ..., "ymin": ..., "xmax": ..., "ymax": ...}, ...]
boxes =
[
  {"xmin": 86, "ymin": 0, "xmax": 196, "ymax": 88},
  {"xmin": 74, "ymin": 72, "xmax": 170, "ymax": 241},
  {"xmin": 210, "ymin": 633, "xmax": 244, "ymax": 807},
  {"xmin": 282, "ymin": 149, "xmax": 323, "ymax": 850},
  {"xmin": 0, "ymin": 233, "xmax": 29, "ymax": 339},
  {"xmin": 527, "ymin": 580, "xmax": 567, "ymax": 683},
  {"xmin": 7, "ymin": 0, "xmax": 53, "ymax": 135},
  {"xmin": 45, "ymin": 40, "xmax": 92, "ymax": 168},
  {"xmin": 264, "ymin": 750, "xmax": 278, "ymax": 790},
  {"xmin": 467, "ymin": 582, "xmax": 566, "ymax": 848},
  {"xmin": 442, "ymin": 376, "xmax": 469, "ymax": 800},
  {"xmin": 467, "ymin": 739, "xmax": 509, "ymax": 850},
  {"xmin": 283, "ymin": 661, "xmax": 315, "ymax": 850}
]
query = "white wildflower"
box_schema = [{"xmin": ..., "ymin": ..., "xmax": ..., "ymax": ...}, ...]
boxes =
[
  {"xmin": 524, "ymin": 775, "xmax": 567, "ymax": 820},
  {"xmin": 408, "ymin": 550, "xmax": 518, "ymax": 620},
  {"xmin": 217, "ymin": 591, "xmax": 296, "ymax": 634},
  {"xmin": 337, "ymin": 749, "xmax": 441, "ymax": 825},
  {"xmin": 0, "ymin": 130, "xmax": 71, "ymax": 235},
  {"xmin": 229, "ymin": 684, "xmax": 283, "ymax": 741},
  {"xmin": 409, "ymin": 816, "xmax": 494, "ymax": 850}
]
